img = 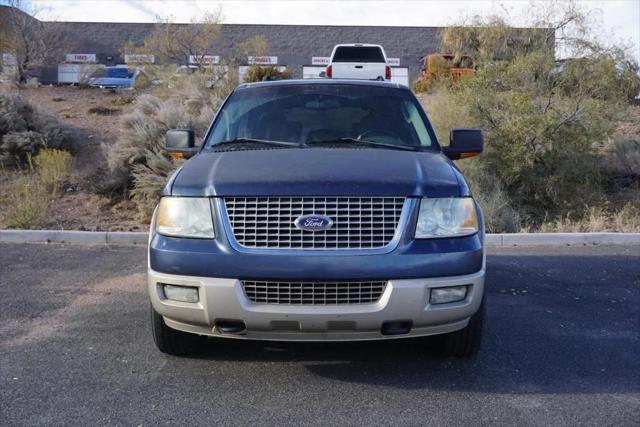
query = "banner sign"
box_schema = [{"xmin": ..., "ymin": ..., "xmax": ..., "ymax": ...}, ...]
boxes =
[
  {"xmin": 247, "ymin": 56, "xmax": 278, "ymax": 65},
  {"xmin": 311, "ymin": 57, "xmax": 330, "ymax": 65},
  {"xmin": 124, "ymin": 54, "xmax": 155, "ymax": 64},
  {"xmin": 189, "ymin": 55, "xmax": 220, "ymax": 65},
  {"xmin": 65, "ymin": 53, "xmax": 97, "ymax": 63},
  {"xmin": 387, "ymin": 58, "xmax": 400, "ymax": 66}
]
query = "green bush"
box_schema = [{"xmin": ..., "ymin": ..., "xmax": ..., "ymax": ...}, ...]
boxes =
[
  {"xmin": 0, "ymin": 91, "xmax": 74, "ymax": 166},
  {"xmin": 454, "ymin": 51, "xmax": 625, "ymax": 218},
  {"xmin": 420, "ymin": 3, "xmax": 639, "ymax": 231}
]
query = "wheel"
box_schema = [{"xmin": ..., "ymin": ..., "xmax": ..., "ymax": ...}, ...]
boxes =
[
  {"xmin": 432, "ymin": 298, "xmax": 485, "ymax": 357},
  {"xmin": 150, "ymin": 304, "xmax": 205, "ymax": 356}
]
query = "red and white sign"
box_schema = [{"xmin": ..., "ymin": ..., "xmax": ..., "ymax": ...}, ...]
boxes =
[
  {"xmin": 387, "ymin": 57, "xmax": 401, "ymax": 66},
  {"xmin": 65, "ymin": 53, "xmax": 96, "ymax": 63},
  {"xmin": 247, "ymin": 56, "xmax": 278, "ymax": 65},
  {"xmin": 311, "ymin": 57, "xmax": 330, "ymax": 66},
  {"xmin": 124, "ymin": 54, "xmax": 155, "ymax": 64},
  {"xmin": 189, "ymin": 55, "xmax": 220, "ymax": 65}
]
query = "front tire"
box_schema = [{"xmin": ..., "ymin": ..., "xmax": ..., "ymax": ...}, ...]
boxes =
[
  {"xmin": 150, "ymin": 304, "xmax": 205, "ymax": 356},
  {"xmin": 432, "ymin": 298, "xmax": 484, "ymax": 357}
]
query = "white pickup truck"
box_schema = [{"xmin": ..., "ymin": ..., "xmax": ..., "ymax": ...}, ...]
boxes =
[{"xmin": 325, "ymin": 44, "xmax": 391, "ymax": 81}]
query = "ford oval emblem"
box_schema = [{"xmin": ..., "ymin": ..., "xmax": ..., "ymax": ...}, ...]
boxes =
[{"xmin": 294, "ymin": 214, "xmax": 334, "ymax": 231}]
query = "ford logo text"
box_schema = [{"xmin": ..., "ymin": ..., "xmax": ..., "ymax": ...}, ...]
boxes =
[{"xmin": 294, "ymin": 215, "xmax": 334, "ymax": 231}]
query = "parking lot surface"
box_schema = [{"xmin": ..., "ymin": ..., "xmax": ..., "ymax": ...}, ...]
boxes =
[{"xmin": 1, "ymin": 243, "xmax": 639, "ymax": 425}]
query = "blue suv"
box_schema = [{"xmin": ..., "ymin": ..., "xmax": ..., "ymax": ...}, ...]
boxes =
[{"xmin": 148, "ymin": 80, "xmax": 485, "ymax": 357}]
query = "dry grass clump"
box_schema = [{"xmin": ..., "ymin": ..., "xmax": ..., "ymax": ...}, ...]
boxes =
[
  {"xmin": 2, "ymin": 148, "xmax": 73, "ymax": 228},
  {"xmin": 88, "ymin": 106, "xmax": 120, "ymax": 116},
  {"xmin": 34, "ymin": 148, "xmax": 73, "ymax": 196},
  {"xmin": 3, "ymin": 174, "xmax": 50, "ymax": 228},
  {"xmin": 534, "ymin": 203, "xmax": 640, "ymax": 233}
]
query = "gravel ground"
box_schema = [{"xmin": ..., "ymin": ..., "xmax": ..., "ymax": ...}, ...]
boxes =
[{"xmin": 1, "ymin": 243, "xmax": 639, "ymax": 425}]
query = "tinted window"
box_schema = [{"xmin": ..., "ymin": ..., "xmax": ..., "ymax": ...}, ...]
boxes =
[
  {"xmin": 207, "ymin": 84, "xmax": 435, "ymax": 148},
  {"xmin": 106, "ymin": 68, "xmax": 132, "ymax": 78},
  {"xmin": 332, "ymin": 46, "xmax": 385, "ymax": 63}
]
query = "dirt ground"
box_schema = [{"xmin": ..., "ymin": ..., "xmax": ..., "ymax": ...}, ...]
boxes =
[{"xmin": 2, "ymin": 85, "xmax": 145, "ymax": 231}]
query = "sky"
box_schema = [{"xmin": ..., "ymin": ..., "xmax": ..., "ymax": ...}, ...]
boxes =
[{"xmin": 21, "ymin": 0, "xmax": 640, "ymax": 63}]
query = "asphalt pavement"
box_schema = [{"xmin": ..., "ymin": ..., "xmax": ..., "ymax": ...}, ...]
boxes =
[{"xmin": 1, "ymin": 243, "xmax": 639, "ymax": 426}]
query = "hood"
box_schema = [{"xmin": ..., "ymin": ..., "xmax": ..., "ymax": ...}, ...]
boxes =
[{"xmin": 169, "ymin": 147, "xmax": 462, "ymax": 197}]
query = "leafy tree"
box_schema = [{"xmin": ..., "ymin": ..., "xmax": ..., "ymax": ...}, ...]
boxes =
[
  {"xmin": 437, "ymin": 1, "xmax": 639, "ymax": 221},
  {"xmin": 125, "ymin": 10, "xmax": 222, "ymax": 67},
  {"xmin": 0, "ymin": 0, "xmax": 66, "ymax": 83}
]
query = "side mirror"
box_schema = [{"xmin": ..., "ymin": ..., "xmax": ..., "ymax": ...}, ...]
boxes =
[
  {"xmin": 442, "ymin": 128, "xmax": 483, "ymax": 160},
  {"xmin": 165, "ymin": 129, "xmax": 197, "ymax": 159},
  {"xmin": 318, "ymin": 71, "xmax": 327, "ymax": 78}
]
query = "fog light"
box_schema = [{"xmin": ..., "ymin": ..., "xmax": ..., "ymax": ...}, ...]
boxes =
[
  {"xmin": 430, "ymin": 286, "xmax": 467, "ymax": 304},
  {"xmin": 162, "ymin": 284, "xmax": 199, "ymax": 303}
]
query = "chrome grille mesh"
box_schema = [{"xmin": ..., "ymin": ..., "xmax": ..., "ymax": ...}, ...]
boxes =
[
  {"xmin": 224, "ymin": 197, "xmax": 405, "ymax": 249},
  {"xmin": 242, "ymin": 280, "xmax": 387, "ymax": 305}
]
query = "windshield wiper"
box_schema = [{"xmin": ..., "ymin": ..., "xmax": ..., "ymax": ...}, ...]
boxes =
[
  {"xmin": 305, "ymin": 138, "xmax": 420, "ymax": 151},
  {"xmin": 211, "ymin": 138, "xmax": 302, "ymax": 149}
]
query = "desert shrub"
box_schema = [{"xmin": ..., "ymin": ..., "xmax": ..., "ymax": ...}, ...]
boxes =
[
  {"xmin": 111, "ymin": 95, "xmax": 134, "ymax": 106},
  {"xmin": 1, "ymin": 131, "xmax": 44, "ymax": 164},
  {"xmin": 602, "ymin": 106, "xmax": 640, "ymax": 181},
  {"xmin": 133, "ymin": 71, "xmax": 152, "ymax": 90},
  {"xmin": 608, "ymin": 136, "xmax": 640, "ymax": 177},
  {"xmin": 412, "ymin": 79, "xmax": 432, "ymax": 93},
  {"xmin": 243, "ymin": 65, "xmax": 290, "ymax": 83},
  {"xmin": 413, "ymin": 55, "xmax": 458, "ymax": 93},
  {"xmin": 457, "ymin": 160, "xmax": 521, "ymax": 232},
  {"xmin": 130, "ymin": 150, "xmax": 179, "ymax": 217},
  {"xmin": 0, "ymin": 91, "xmax": 74, "ymax": 166},
  {"xmin": 102, "ymin": 70, "xmax": 236, "ymax": 219}
]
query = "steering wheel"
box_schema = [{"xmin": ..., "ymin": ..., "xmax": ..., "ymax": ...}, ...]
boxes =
[{"xmin": 356, "ymin": 129, "xmax": 399, "ymax": 141}]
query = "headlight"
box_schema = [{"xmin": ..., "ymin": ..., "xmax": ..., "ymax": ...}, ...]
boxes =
[
  {"xmin": 155, "ymin": 197, "xmax": 215, "ymax": 239},
  {"xmin": 415, "ymin": 197, "xmax": 478, "ymax": 239}
]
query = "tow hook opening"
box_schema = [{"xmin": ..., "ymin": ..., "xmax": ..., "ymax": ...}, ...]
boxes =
[
  {"xmin": 215, "ymin": 320, "xmax": 246, "ymax": 334},
  {"xmin": 381, "ymin": 320, "xmax": 413, "ymax": 336}
]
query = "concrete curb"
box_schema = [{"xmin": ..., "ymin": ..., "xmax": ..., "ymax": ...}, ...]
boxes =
[
  {"xmin": 0, "ymin": 230, "xmax": 147, "ymax": 246},
  {"xmin": 1, "ymin": 230, "xmax": 639, "ymax": 247}
]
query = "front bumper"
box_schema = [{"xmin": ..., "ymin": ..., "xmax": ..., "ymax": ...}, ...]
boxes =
[{"xmin": 148, "ymin": 266, "xmax": 485, "ymax": 341}]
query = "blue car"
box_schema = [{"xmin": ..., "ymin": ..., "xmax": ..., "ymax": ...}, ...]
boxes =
[
  {"xmin": 88, "ymin": 66, "xmax": 138, "ymax": 89},
  {"xmin": 148, "ymin": 79, "xmax": 485, "ymax": 357}
]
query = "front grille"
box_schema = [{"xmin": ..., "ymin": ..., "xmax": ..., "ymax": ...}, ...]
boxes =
[
  {"xmin": 224, "ymin": 197, "xmax": 405, "ymax": 249},
  {"xmin": 242, "ymin": 280, "xmax": 387, "ymax": 305}
]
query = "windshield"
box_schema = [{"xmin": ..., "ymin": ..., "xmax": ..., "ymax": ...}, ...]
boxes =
[{"xmin": 206, "ymin": 84, "xmax": 436, "ymax": 149}]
